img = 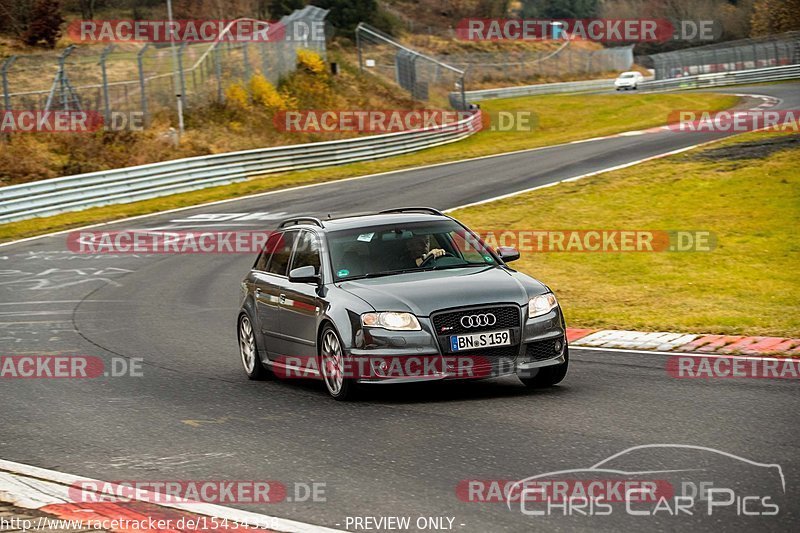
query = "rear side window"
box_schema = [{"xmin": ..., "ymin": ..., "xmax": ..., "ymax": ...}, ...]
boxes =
[
  {"xmin": 290, "ymin": 231, "xmax": 322, "ymax": 275},
  {"xmin": 266, "ymin": 231, "xmax": 298, "ymax": 276},
  {"xmin": 254, "ymin": 232, "xmax": 283, "ymax": 271}
]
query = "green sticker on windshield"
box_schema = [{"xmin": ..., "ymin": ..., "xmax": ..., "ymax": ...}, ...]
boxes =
[
  {"xmin": 337, "ymin": 269, "xmax": 350, "ymax": 277},
  {"xmin": 484, "ymin": 255, "xmax": 494, "ymax": 262}
]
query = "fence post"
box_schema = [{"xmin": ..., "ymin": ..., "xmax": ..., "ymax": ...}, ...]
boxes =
[
  {"xmin": 137, "ymin": 43, "xmax": 149, "ymax": 124},
  {"xmin": 99, "ymin": 44, "xmax": 114, "ymax": 126},
  {"xmin": 356, "ymin": 25, "xmax": 363, "ymax": 72},
  {"xmin": 243, "ymin": 42, "xmax": 251, "ymax": 80},
  {"xmin": 177, "ymin": 42, "xmax": 187, "ymax": 110},
  {"xmin": 214, "ymin": 45, "xmax": 223, "ymax": 102},
  {"xmin": 1, "ymin": 56, "xmax": 15, "ymax": 112}
]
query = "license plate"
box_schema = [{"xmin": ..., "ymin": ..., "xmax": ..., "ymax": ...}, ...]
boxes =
[{"xmin": 450, "ymin": 329, "xmax": 511, "ymax": 352}]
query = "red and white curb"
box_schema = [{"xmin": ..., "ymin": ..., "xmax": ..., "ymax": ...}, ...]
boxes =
[
  {"xmin": 0, "ymin": 460, "xmax": 343, "ymax": 533},
  {"xmin": 567, "ymin": 328, "xmax": 800, "ymax": 357}
]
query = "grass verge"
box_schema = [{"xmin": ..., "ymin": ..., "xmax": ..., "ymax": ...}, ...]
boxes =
[
  {"xmin": 451, "ymin": 131, "xmax": 800, "ymax": 337},
  {"xmin": 1, "ymin": 91, "xmax": 738, "ymax": 242}
]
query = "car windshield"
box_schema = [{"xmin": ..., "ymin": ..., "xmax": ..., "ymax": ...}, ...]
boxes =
[
  {"xmin": 327, "ymin": 220, "xmax": 497, "ymax": 280},
  {"xmin": 620, "ymin": 73, "xmax": 636, "ymax": 78}
]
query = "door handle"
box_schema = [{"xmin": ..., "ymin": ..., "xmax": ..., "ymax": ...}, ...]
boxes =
[
  {"xmin": 279, "ymin": 294, "xmax": 286, "ymax": 304},
  {"xmin": 255, "ymin": 287, "xmax": 262, "ymax": 295}
]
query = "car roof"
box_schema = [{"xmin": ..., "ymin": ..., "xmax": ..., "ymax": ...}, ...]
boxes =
[{"xmin": 282, "ymin": 212, "xmax": 451, "ymax": 232}]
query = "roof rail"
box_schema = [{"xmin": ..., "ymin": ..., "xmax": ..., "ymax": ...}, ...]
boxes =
[
  {"xmin": 378, "ymin": 207, "xmax": 445, "ymax": 216},
  {"xmin": 278, "ymin": 216, "xmax": 324, "ymax": 229}
]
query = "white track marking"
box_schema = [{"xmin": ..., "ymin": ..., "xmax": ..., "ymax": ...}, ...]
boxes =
[
  {"xmin": 571, "ymin": 345, "xmax": 791, "ymax": 362},
  {"xmin": 0, "ymin": 459, "xmax": 344, "ymax": 533}
]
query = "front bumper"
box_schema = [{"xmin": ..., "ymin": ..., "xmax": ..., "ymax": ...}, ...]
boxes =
[{"xmin": 350, "ymin": 305, "xmax": 566, "ymax": 384}]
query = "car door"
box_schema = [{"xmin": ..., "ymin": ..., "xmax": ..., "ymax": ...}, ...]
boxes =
[
  {"xmin": 279, "ymin": 229, "xmax": 325, "ymax": 365},
  {"xmin": 253, "ymin": 230, "xmax": 298, "ymax": 358}
]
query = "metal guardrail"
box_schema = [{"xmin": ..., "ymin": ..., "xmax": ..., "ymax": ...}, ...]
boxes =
[
  {"xmin": 638, "ymin": 64, "xmax": 800, "ymax": 91},
  {"xmin": 457, "ymin": 78, "xmax": 616, "ymax": 102},
  {"xmin": 457, "ymin": 63, "xmax": 799, "ymax": 102},
  {"xmin": 0, "ymin": 112, "xmax": 482, "ymax": 224}
]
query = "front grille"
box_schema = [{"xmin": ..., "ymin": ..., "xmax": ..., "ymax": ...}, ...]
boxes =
[
  {"xmin": 526, "ymin": 337, "xmax": 564, "ymax": 362},
  {"xmin": 432, "ymin": 305, "xmax": 521, "ymax": 336}
]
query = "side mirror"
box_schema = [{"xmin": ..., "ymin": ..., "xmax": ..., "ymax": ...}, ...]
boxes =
[
  {"xmin": 496, "ymin": 246, "xmax": 520, "ymax": 263},
  {"xmin": 289, "ymin": 265, "xmax": 321, "ymax": 285}
]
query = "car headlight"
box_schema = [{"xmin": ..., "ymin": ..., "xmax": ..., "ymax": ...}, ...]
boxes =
[
  {"xmin": 361, "ymin": 312, "xmax": 421, "ymax": 331},
  {"xmin": 528, "ymin": 293, "xmax": 558, "ymax": 319}
]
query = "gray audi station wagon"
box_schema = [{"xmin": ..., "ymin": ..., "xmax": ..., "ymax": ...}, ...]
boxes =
[{"xmin": 238, "ymin": 207, "xmax": 568, "ymax": 400}]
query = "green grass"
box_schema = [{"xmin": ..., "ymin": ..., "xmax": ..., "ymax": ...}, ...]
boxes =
[
  {"xmin": 0, "ymin": 91, "xmax": 738, "ymax": 242},
  {"xmin": 451, "ymin": 132, "xmax": 800, "ymax": 337}
]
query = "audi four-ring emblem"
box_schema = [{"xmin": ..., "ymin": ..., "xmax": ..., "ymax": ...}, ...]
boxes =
[{"xmin": 460, "ymin": 313, "xmax": 497, "ymax": 328}]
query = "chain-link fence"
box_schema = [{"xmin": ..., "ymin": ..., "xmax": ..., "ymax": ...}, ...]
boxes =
[
  {"xmin": 355, "ymin": 24, "xmax": 633, "ymax": 99},
  {"xmin": 649, "ymin": 31, "xmax": 800, "ymax": 80},
  {"xmin": 356, "ymin": 23, "xmax": 467, "ymax": 110},
  {"xmin": 0, "ymin": 6, "xmax": 329, "ymax": 124},
  {"xmin": 438, "ymin": 44, "xmax": 634, "ymax": 85}
]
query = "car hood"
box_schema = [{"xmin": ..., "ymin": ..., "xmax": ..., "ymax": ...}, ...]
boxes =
[{"xmin": 336, "ymin": 266, "xmax": 547, "ymax": 316}]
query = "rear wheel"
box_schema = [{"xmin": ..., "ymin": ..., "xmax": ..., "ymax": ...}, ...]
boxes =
[
  {"xmin": 320, "ymin": 325, "xmax": 358, "ymax": 401},
  {"xmin": 519, "ymin": 349, "xmax": 569, "ymax": 388},
  {"xmin": 239, "ymin": 313, "xmax": 270, "ymax": 380}
]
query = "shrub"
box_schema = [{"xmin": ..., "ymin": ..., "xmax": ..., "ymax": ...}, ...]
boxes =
[
  {"xmin": 296, "ymin": 49, "xmax": 327, "ymax": 75},
  {"xmin": 249, "ymin": 73, "xmax": 290, "ymax": 112},
  {"xmin": 224, "ymin": 82, "xmax": 250, "ymax": 110}
]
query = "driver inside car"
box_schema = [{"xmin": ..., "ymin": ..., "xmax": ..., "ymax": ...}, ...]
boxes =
[{"xmin": 405, "ymin": 234, "xmax": 446, "ymax": 267}]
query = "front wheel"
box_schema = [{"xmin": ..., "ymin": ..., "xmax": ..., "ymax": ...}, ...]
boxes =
[
  {"xmin": 519, "ymin": 349, "xmax": 569, "ymax": 388},
  {"xmin": 239, "ymin": 313, "xmax": 270, "ymax": 380},
  {"xmin": 320, "ymin": 325, "xmax": 358, "ymax": 401}
]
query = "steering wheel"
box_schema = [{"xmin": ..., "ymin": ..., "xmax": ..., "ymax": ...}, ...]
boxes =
[{"xmin": 419, "ymin": 251, "xmax": 455, "ymax": 267}]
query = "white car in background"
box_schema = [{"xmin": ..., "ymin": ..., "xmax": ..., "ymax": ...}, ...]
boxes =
[{"xmin": 614, "ymin": 71, "xmax": 644, "ymax": 90}]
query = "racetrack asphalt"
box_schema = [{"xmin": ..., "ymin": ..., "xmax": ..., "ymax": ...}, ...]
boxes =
[{"xmin": 1, "ymin": 82, "xmax": 798, "ymax": 532}]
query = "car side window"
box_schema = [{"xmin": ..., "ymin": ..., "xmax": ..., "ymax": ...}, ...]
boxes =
[
  {"xmin": 266, "ymin": 230, "xmax": 298, "ymax": 276},
  {"xmin": 254, "ymin": 232, "xmax": 283, "ymax": 271},
  {"xmin": 290, "ymin": 230, "xmax": 322, "ymax": 275}
]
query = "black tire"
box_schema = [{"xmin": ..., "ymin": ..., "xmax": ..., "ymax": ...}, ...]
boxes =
[
  {"xmin": 238, "ymin": 313, "xmax": 271, "ymax": 380},
  {"xmin": 319, "ymin": 324, "xmax": 358, "ymax": 401},
  {"xmin": 519, "ymin": 348, "xmax": 569, "ymax": 388}
]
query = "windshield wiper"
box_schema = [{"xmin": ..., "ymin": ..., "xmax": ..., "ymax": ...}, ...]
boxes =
[
  {"xmin": 362, "ymin": 267, "xmax": 435, "ymax": 278},
  {"xmin": 342, "ymin": 263, "xmax": 494, "ymax": 281},
  {"xmin": 431, "ymin": 263, "xmax": 495, "ymax": 271}
]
